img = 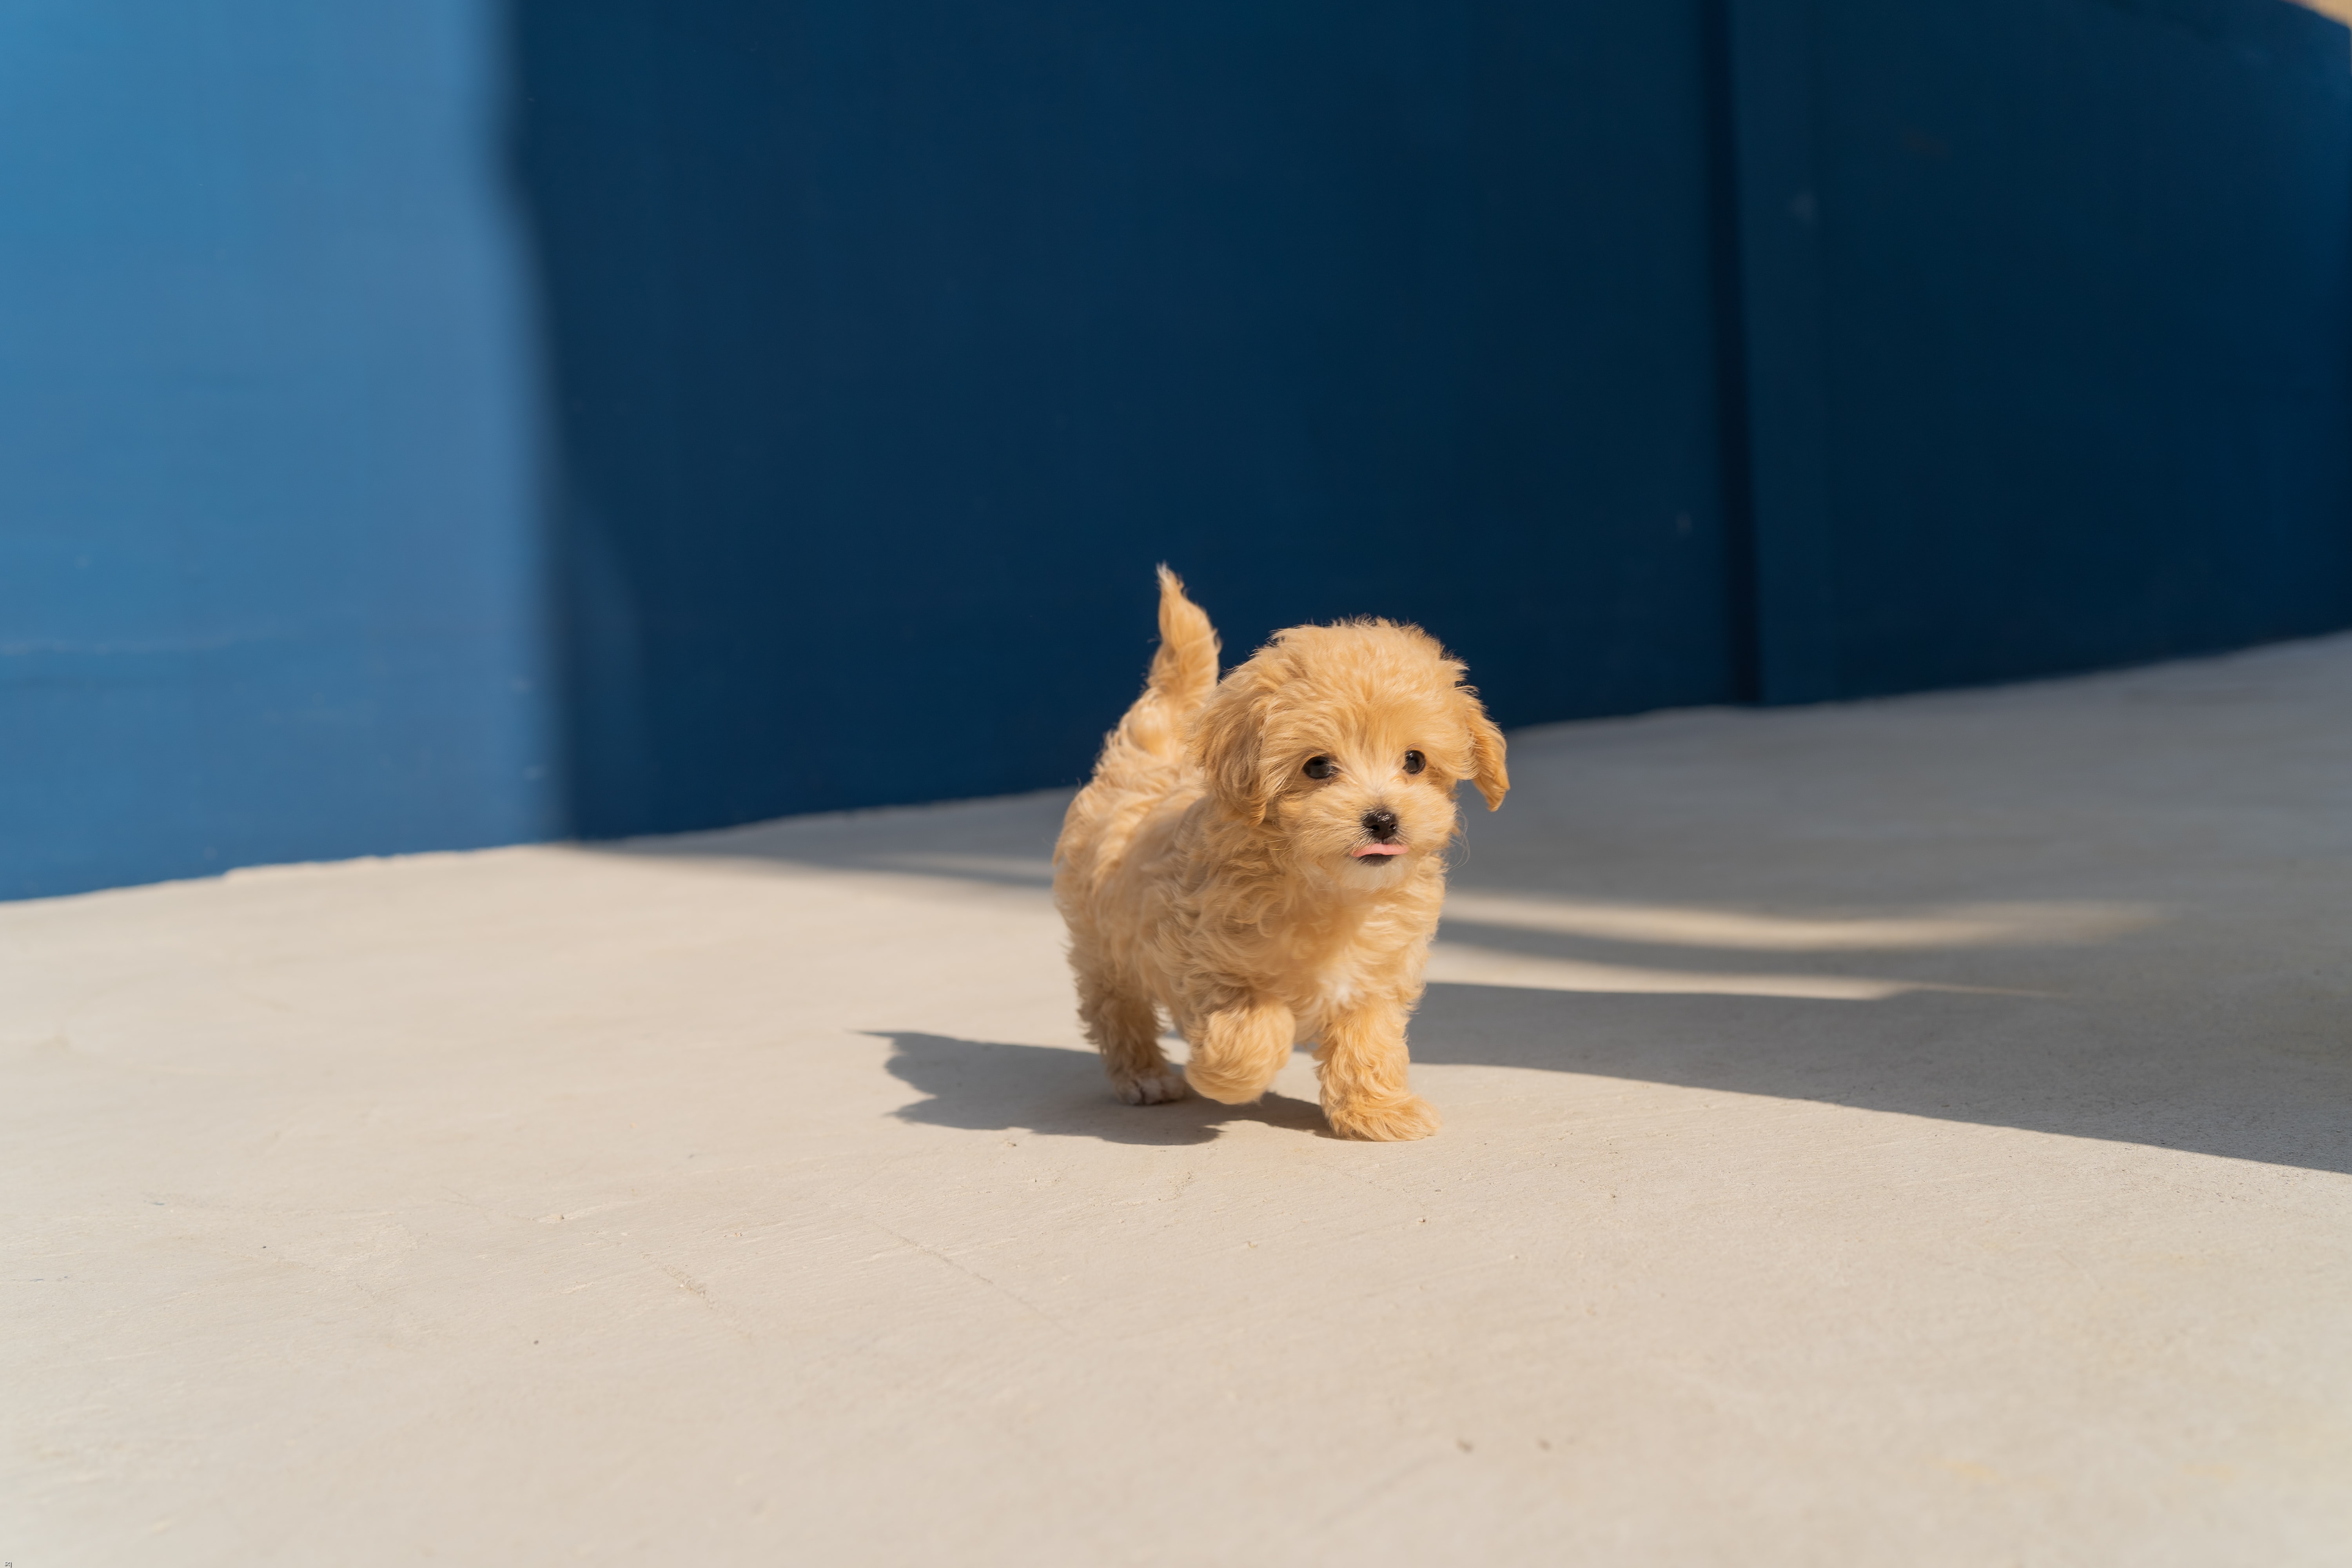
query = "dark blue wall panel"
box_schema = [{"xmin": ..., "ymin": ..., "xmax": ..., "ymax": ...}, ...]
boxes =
[
  {"xmin": 1736, "ymin": 0, "xmax": 2352, "ymax": 700},
  {"xmin": 512, "ymin": 0, "xmax": 1741, "ymax": 837},
  {"xmin": 0, "ymin": 1, "xmax": 557, "ymax": 899}
]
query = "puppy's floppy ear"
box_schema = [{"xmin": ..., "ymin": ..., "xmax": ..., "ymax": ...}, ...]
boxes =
[
  {"xmin": 1191, "ymin": 666, "xmax": 1277, "ymax": 824},
  {"xmin": 1458, "ymin": 686, "xmax": 1508, "ymax": 810}
]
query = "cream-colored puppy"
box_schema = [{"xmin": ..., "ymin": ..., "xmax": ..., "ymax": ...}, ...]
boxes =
[{"xmin": 1053, "ymin": 568, "xmax": 1508, "ymax": 1140}]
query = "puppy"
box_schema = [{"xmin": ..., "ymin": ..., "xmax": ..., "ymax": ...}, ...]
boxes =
[{"xmin": 1052, "ymin": 568, "xmax": 1508, "ymax": 1141}]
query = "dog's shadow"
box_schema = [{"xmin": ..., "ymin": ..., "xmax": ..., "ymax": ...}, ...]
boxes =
[
  {"xmin": 870, "ymin": 972, "xmax": 2352, "ymax": 1171},
  {"xmin": 870, "ymin": 1030, "xmax": 1332, "ymax": 1145}
]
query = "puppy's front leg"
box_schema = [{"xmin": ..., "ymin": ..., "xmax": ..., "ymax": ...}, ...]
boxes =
[
  {"xmin": 1314, "ymin": 1000, "xmax": 1439, "ymax": 1141},
  {"xmin": 1183, "ymin": 998, "xmax": 1297, "ymax": 1104}
]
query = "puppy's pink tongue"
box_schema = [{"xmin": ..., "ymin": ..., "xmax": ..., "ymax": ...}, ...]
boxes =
[{"xmin": 1352, "ymin": 844, "xmax": 1406, "ymax": 858}]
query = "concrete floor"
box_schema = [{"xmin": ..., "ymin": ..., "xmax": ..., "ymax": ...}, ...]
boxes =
[{"xmin": 8, "ymin": 637, "xmax": 2352, "ymax": 1565}]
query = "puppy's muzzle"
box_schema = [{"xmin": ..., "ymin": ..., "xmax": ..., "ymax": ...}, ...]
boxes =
[{"xmin": 1353, "ymin": 807, "xmax": 1406, "ymax": 859}]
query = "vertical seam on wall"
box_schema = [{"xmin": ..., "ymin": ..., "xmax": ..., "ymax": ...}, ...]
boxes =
[
  {"xmin": 1700, "ymin": 0, "xmax": 1760, "ymax": 704},
  {"xmin": 1725, "ymin": 0, "xmax": 1840, "ymax": 704}
]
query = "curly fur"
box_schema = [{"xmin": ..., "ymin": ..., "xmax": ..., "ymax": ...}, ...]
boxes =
[{"xmin": 1053, "ymin": 568, "xmax": 1508, "ymax": 1140}]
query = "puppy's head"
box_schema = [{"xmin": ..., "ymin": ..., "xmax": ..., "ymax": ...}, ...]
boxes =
[{"xmin": 1191, "ymin": 618, "xmax": 1506, "ymax": 885}]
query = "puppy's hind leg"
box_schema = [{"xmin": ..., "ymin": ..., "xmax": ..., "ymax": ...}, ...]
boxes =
[{"xmin": 1078, "ymin": 971, "xmax": 1187, "ymax": 1105}]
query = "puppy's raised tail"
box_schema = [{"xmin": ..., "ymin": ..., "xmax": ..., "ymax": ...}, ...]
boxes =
[{"xmin": 1102, "ymin": 566, "xmax": 1220, "ymax": 769}]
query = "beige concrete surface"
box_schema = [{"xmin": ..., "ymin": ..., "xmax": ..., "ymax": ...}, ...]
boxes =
[{"xmin": 7, "ymin": 637, "xmax": 2352, "ymax": 1565}]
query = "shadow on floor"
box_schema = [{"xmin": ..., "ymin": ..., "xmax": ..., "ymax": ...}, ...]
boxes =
[
  {"xmin": 616, "ymin": 782, "xmax": 2352, "ymax": 1173},
  {"xmin": 875, "ymin": 977, "xmax": 2352, "ymax": 1174},
  {"xmin": 873, "ymin": 1031, "xmax": 1332, "ymax": 1146},
  {"xmin": 595, "ymin": 789, "xmax": 1072, "ymax": 890}
]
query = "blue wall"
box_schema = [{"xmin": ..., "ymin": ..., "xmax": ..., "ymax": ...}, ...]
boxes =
[
  {"xmin": 1735, "ymin": 0, "xmax": 2352, "ymax": 700},
  {"xmin": 511, "ymin": 0, "xmax": 1743, "ymax": 837},
  {"xmin": 3, "ymin": 0, "xmax": 2348, "ymax": 897},
  {"xmin": 0, "ymin": 1, "xmax": 556, "ymax": 899}
]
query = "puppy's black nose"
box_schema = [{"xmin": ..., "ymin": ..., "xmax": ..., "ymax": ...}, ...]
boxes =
[{"xmin": 1361, "ymin": 808, "xmax": 1400, "ymax": 840}]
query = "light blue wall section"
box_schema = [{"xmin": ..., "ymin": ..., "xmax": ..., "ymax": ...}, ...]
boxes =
[{"xmin": 0, "ymin": 1, "xmax": 556, "ymax": 898}]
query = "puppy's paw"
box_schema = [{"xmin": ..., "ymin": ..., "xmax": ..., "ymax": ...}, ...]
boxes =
[
  {"xmin": 1111, "ymin": 1065, "xmax": 1189, "ymax": 1105},
  {"xmin": 1325, "ymin": 1093, "xmax": 1441, "ymax": 1142},
  {"xmin": 1183, "ymin": 1058, "xmax": 1278, "ymax": 1105}
]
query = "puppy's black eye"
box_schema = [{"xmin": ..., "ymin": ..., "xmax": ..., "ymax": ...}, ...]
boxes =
[
  {"xmin": 1403, "ymin": 750, "xmax": 1426, "ymax": 775},
  {"xmin": 1303, "ymin": 755, "xmax": 1335, "ymax": 780}
]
